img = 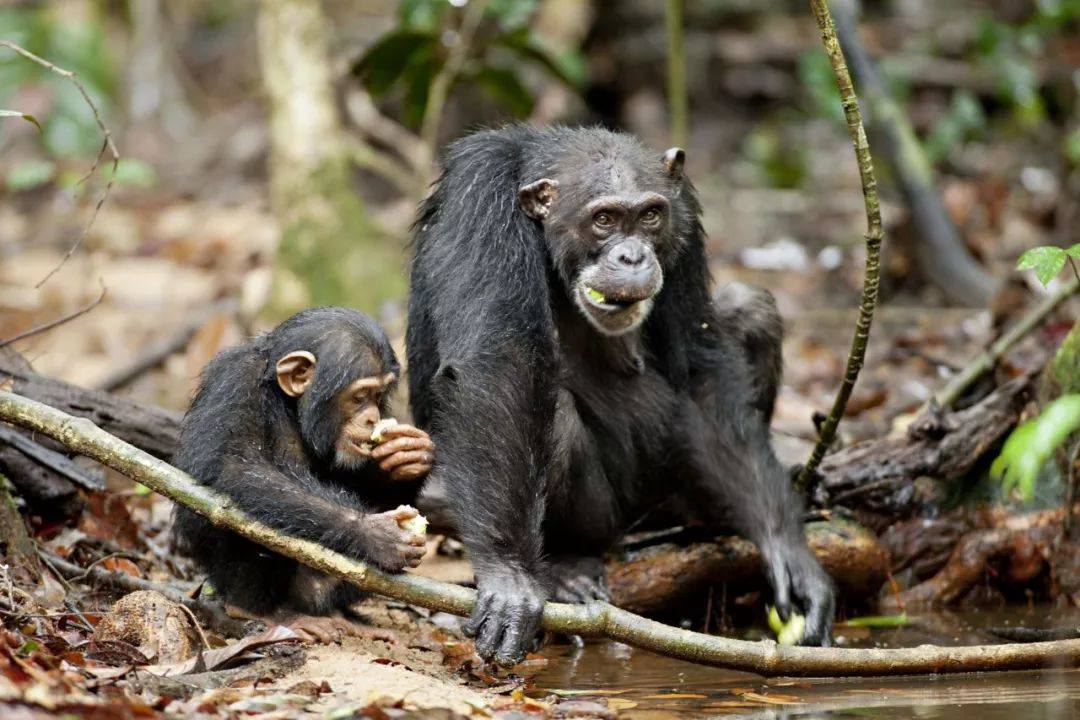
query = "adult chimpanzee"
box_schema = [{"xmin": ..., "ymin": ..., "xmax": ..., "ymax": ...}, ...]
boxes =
[
  {"xmin": 173, "ymin": 307, "xmax": 436, "ymax": 642},
  {"xmin": 406, "ymin": 125, "xmax": 834, "ymax": 665}
]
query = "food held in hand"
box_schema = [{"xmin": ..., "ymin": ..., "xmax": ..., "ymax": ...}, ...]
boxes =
[
  {"xmin": 395, "ymin": 505, "xmax": 429, "ymax": 537},
  {"xmin": 371, "ymin": 418, "xmax": 399, "ymax": 443},
  {"xmin": 768, "ymin": 605, "xmax": 806, "ymax": 646}
]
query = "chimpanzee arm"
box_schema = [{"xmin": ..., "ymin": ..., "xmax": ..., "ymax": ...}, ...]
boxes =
[
  {"xmin": 683, "ymin": 336, "xmax": 834, "ymax": 646},
  {"xmin": 408, "ymin": 129, "xmax": 558, "ymax": 665},
  {"xmin": 213, "ymin": 457, "xmax": 425, "ymax": 572}
]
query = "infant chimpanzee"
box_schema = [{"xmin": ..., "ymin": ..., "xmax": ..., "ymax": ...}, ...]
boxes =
[{"xmin": 173, "ymin": 307, "xmax": 435, "ymax": 642}]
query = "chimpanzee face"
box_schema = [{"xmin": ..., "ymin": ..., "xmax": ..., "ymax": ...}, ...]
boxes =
[
  {"xmin": 519, "ymin": 147, "xmax": 686, "ymax": 336},
  {"xmin": 275, "ymin": 348, "xmax": 397, "ymax": 470}
]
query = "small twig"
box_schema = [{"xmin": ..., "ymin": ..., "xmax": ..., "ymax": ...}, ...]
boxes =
[
  {"xmin": 0, "ymin": 41, "xmax": 120, "ymax": 288},
  {"xmin": 0, "ymin": 282, "xmax": 106, "ymax": 348},
  {"xmin": 176, "ymin": 602, "xmax": 212, "ymax": 651},
  {"xmin": 665, "ymin": 0, "xmax": 688, "ymax": 148},
  {"xmin": 1066, "ymin": 439, "xmax": 1080, "ymax": 539},
  {"xmin": 416, "ymin": 0, "xmax": 490, "ymax": 180},
  {"xmin": 932, "ymin": 277, "xmax": 1080, "ymax": 409},
  {"xmin": 795, "ymin": 0, "xmax": 886, "ymax": 491}
]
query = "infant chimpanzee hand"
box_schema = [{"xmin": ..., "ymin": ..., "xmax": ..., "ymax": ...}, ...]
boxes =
[
  {"xmin": 360, "ymin": 507, "xmax": 427, "ymax": 572},
  {"xmin": 370, "ymin": 424, "xmax": 435, "ymax": 482}
]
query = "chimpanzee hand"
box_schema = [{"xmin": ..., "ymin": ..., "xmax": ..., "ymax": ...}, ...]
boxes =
[
  {"xmin": 371, "ymin": 425, "xmax": 436, "ymax": 482},
  {"xmin": 359, "ymin": 507, "xmax": 427, "ymax": 572},
  {"xmin": 463, "ymin": 566, "xmax": 548, "ymax": 666},
  {"xmin": 760, "ymin": 540, "xmax": 835, "ymax": 646}
]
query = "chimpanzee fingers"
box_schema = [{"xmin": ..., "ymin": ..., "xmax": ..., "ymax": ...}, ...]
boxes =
[
  {"xmin": 378, "ymin": 424, "xmax": 428, "ymax": 441},
  {"xmin": 766, "ymin": 556, "xmax": 792, "ymax": 622},
  {"xmin": 473, "ymin": 604, "xmax": 507, "ymax": 661},
  {"xmin": 389, "ymin": 463, "xmax": 431, "ymax": 482},
  {"xmin": 371, "ymin": 435, "xmax": 428, "ymax": 459},
  {"xmin": 384, "ymin": 506, "xmax": 418, "ymax": 521},
  {"xmin": 795, "ymin": 571, "xmax": 835, "ymax": 647},
  {"xmin": 462, "ymin": 593, "xmax": 493, "ymax": 638},
  {"xmin": 495, "ymin": 597, "xmax": 542, "ymax": 667},
  {"xmin": 378, "ymin": 449, "xmax": 435, "ymax": 472}
]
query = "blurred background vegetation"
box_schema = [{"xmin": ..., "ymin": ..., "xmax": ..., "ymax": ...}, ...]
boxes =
[{"xmin": 0, "ymin": 0, "xmax": 1077, "ymax": 455}]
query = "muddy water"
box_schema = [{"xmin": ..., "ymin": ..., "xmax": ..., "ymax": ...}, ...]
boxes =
[{"xmin": 534, "ymin": 607, "xmax": 1080, "ymax": 718}]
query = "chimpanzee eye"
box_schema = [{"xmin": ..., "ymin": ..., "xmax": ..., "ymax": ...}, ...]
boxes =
[
  {"xmin": 641, "ymin": 207, "xmax": 662, "ymax": 224},
  {"xmin": 593, "ymin": 211, "xmax": 615, "ymax": 228}
]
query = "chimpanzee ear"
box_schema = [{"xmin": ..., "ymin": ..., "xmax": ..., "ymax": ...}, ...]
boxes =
[
  {"xmin": 275, "ymin": 351, "xmax": 317, "ymax": 398},
  {"xmin": 662, "ymin": 147, "xmax": 685, "ymax": 176},
  {"xmin": 518, "ymin": 178, "xmax": 559, "ymax": 220}
]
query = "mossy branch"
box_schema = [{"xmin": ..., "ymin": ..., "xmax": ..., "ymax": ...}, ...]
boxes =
[
  {"xmin": 3, "ymin": 391, "xmax": 1080, "ymax": 676},
  {"xmin": 795, "ymin": 0, "xmax": 885, "ymax": 491}
]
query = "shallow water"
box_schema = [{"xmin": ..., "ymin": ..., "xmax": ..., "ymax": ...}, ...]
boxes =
[{"xmin": 533, "ymin": 607, "xmax": 1080, "ymax": 718}]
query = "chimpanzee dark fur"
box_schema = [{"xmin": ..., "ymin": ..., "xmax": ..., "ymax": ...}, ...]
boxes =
[
  {"xmin": 407, "ymin": 125, "xmax": 834, "ymax": 664},
  {"xmin": 173, "ymin": 307, "xmax": 417, "ymax": 616}
]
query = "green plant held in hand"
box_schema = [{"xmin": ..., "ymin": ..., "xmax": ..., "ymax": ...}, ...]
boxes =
[
  {"xmin": 767, "ymin": 605, "xmax": 806, "ymax": 646},
  {"xmin": 991, "ymin": 395, "xmax": 1080, "ymax": 503}
]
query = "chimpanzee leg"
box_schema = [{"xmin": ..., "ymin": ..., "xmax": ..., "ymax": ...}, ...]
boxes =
[
  {"xmin": 677, "ymin": 290, "xmax": 834, "ymax": 646},
  {"xmin": 543, "ymin": 389, "xmax": 616, "ymax": 603}
]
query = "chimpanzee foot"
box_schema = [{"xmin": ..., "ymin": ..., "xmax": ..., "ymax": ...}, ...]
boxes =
[
  {"xmin": 286, "ymin": 615, "xmax": 398, "ymax": 645},
  {"xmin": 548, "ymin": 555, "xmax": 610, "ymax": 604}
]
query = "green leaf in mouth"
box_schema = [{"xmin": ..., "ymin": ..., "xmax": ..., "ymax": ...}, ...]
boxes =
[{"xmin": 585, "ymin": 287, "xmax": 606, "ymax": 304}]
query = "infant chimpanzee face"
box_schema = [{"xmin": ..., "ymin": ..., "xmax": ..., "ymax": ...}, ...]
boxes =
[
  {"xmin": 274, "ymin": 347, "xmax": 396, "ymax": 471},
  {"xmin": 331, "ymin": 371, "xmax": 396, "ymax": 469}
]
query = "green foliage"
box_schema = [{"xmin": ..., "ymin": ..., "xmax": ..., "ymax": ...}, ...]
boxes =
[
  {"xmin": 0, "ymin": 108, "xmax": 41, "ymax": 133},
  {"xmin": 354, "ymin": 0, "xmax": 584, "ymax": 127},
  {"xmin": 923, "ymin": 91, "xmax": 987, "ymax": 164},
  {"xmin": 6, "ymin": 159, "xmax": 55, "ymax": 191},
  {"xmin": 991, "ymin": 395, "xmax": 1080, "ymax": 503},
  {"xmin": 1016, "ymin": 245, "xmax": 1080, "ymax": 286},
  {"xmin": 113, "ymin": 158, "xmax": 157, "ymax": 189},
  {"xmin": 0, "ymin": 6, "xmax": 117, "ymax": 158},
  {"xmin": 797, "ymin": 50, "xmax": 844, "ymax": 126},
  {"xmin": 742, "ymin": 126, "xmax": 807, "ymax": 189},
  {"xmin": 973, "ymin": 3, "xmax": 1080, "ymax": 128}
]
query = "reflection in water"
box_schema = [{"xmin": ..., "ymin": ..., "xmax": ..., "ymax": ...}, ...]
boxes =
[{"xmin": 533, "ymin": 607, "xmax": 1080, "ymax": 718}]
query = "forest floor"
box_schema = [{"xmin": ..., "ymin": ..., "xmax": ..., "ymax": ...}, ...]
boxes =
[{"xmin": 2, "ymin": 9, "xmax": 1078, "ymax": 715}]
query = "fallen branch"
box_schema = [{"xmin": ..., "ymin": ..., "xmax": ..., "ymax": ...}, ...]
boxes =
[
  {"xmin": 95, "ymin": 300, "xmax": 237, "ymax": 392},
  {"xmin": 933, "ymin": 277, "xmax": 1079, "ymax": 408},
  {"xmin": 795, "ymin": 0, "xmax": 885, "ymax": 490},
  {"xmin": 3, "ymin": 391, "xmax": 1080, "ymax": 676},
  {"xmin": 820, "ymin": 375, "xmax": 1033, "ymax": 529},
  {"xmin": 45, "ymin": 553, "xmax": 250, "ymax": 639},
  {"xmin": 609, "ymin": 520, "xmax": 888, "ymax": 615},
  {"xmin": 0, "ymin": 352, "xmax": 181, "ymax": 460}
]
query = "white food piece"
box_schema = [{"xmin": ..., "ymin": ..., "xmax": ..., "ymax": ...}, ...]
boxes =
[
  {"xmin": 394, "ymin": 504, "xmax": 429, "ymax": 537},
  {"xmin": 371, "ymin": 417, "xmax": 399, "ymax": 443}
]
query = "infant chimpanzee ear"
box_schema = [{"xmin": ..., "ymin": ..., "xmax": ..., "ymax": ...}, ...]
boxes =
[
  {"xmin": 275, "ymin": 351, "xmax": 317, "ymax": 398},
  {"xmin": 518, "ymin": 178, "xmax": 559, "ymax": 220}
]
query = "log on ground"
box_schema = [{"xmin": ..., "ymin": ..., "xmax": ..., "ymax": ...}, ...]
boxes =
[{"xmin": 609, "ymin": 520, "xmax": 888, "ymax": 615}]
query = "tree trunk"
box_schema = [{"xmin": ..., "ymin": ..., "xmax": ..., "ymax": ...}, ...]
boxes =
[{"xmin": 256, "ymin": 0, "xmax": 404, "ymax": 319}]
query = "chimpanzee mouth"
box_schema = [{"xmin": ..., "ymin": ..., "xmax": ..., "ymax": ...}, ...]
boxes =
[
  {"xmin": 580, "ymin": 285, "xmax": 650, "ymax": 312},
  {"xmin": 575, "ymin": 283, "xmax": 657, "ymax": 336}
]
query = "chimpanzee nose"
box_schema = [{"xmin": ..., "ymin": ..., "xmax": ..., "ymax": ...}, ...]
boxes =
[
  {"xmin": 358, "ymin": 405, "xmax": 380, "ymax": 430},
  {"xmin": 615, "ymin": 242, "xmax": 646, "ymax": 267}
]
